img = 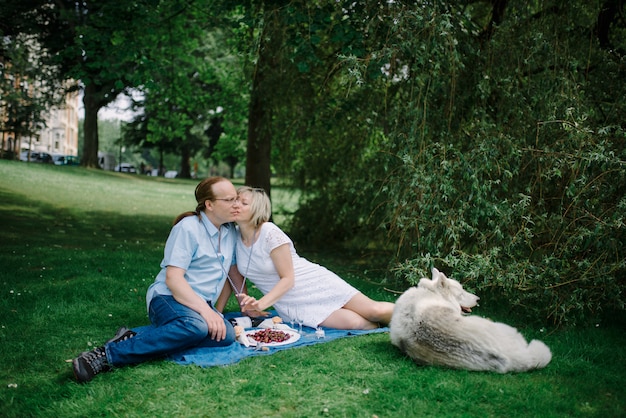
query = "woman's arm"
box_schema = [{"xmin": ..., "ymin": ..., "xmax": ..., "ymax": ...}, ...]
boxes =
[
  {"xmin": 165, "ymin": 266, "xmax": 227, "ymax": 341},
  {"xmin": 239, "ymin": 243, "xmax": 295, "ymax": 312}
]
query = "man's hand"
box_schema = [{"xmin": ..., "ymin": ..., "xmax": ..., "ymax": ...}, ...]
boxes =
[{"xmin": 202, "ymin": 309, "xmax": 227, "ymax": 341}]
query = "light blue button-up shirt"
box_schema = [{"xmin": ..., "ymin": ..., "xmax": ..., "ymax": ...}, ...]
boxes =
[{"xmin": 145, "ymin": 212, "xmax": 237, "ymax": 310}]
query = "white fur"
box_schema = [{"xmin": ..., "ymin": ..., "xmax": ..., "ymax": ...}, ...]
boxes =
[{"xmin": 390, "ymin": 268, "xmax": 552, "ymax": 373}]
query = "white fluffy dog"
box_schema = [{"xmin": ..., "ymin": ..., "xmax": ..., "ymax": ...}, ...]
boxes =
[{"xmin": 390, "ymin": 268, "xmax": 552, "ymax": 373}]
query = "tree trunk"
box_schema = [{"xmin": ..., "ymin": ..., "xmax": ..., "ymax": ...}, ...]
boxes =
[
  {"xmin": 245, "ymin": 75, "xmax": 272, "ymax": 195},
  {"xmin": 179, "ymin": 143, "xmax": 192, "ymax": 178},
  {"xmin": 597, "ymin": 0, "xmax": 623, "ymax": 51},
  {"xmin": 82, "ymin": 84, "xmax": 100, "ymax": 168},
  {"xmin": 159, "ymin": 148, "xmax": 165, "ymax": 176},
  {"xmin": 245, "ymin": 7, "xmax": 283, "ymax": 197}
]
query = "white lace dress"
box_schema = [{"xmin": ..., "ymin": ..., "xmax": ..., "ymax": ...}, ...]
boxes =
[{"xmin": 236, "ymin": 222, "xmax": 359, "ymax": 327}]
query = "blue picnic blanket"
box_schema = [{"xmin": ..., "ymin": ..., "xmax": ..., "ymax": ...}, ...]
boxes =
[{"xmin": 134, "ymin": 311, "xmax": 389, "ymax": 368}]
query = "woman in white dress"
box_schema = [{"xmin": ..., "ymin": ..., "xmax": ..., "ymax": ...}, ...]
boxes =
[{"xmin": 231, "ymin": 186, "xmax": 394, "ymax": 330}]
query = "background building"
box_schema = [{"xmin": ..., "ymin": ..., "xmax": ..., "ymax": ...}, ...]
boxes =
[{"xmin": 25, "ymin": 90, "xmax": 80, "ymax": 159}]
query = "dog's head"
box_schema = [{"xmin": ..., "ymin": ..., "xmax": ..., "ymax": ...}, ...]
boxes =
[{"xmin": 418, "ymin": 267, "xmax": 480, "ymax": 313}]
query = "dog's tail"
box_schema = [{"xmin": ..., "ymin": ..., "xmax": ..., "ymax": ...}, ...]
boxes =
[{"xmin": 528, "ymin": 340, "xmax": 552, "ymax": 369}]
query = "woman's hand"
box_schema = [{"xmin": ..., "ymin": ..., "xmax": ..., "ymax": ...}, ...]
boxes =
[
  {"xmin": 245, "ymin": 308, "xmax": 270, "ymax": 318},
  {"xmin": 237, "ymin": 294, "xmax": 269, "ymax": 317}
]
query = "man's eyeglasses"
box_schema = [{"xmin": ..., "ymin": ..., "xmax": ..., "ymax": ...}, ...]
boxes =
[{"xmin": 213, "ymin": 197, "xmax": 239, "ymax": 205}]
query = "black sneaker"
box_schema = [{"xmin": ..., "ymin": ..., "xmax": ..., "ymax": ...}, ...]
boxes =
[
  {"xmin": 72, "ymin": 346, "xmax": 110, "ymax": 383},
  {"xmin": 106, "ymin": 327, "xmax": 136, "ymax": 345}
]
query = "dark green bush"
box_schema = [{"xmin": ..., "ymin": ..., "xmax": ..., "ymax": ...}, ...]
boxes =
[
  {"xmin": 288, "ymin": 1, "xmax": 625, "ymax": 326},
  {"xmin": 382, "ymin": 3, "xmax": 626, "ymax": 326},
  {"xmin": 386, "ymin": 125, "xmax": 626, "ymax": 326}
]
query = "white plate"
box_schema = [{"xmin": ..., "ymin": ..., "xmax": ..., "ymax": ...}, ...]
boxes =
[{"xmin": 245, "ymin": 328, "xmax": 301, "ymax": 347}]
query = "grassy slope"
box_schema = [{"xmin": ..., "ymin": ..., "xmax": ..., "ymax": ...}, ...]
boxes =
[{"xmin": 0, "ymin": 160, "xmax": 624, "ymax": 418}]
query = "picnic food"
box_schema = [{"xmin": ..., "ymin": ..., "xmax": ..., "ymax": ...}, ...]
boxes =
[
  {"xmin": 234, "ymin": 325, "xmax": 244, "ymax": 337},
  {"xmin": 247, "ymin": 328, "xmax": 292, "ymax": 344},
  {"xmin": 235, "ymin": 325, "xmax": 253, "ymax": 347}
]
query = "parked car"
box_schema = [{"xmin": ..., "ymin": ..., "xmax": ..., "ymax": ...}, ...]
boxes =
[
  {"xmin": 65, "ymin": 155, "xmax": 80, "ymax": 165},
  {"xmin": 114, "ymin": 163, "xmax": 137, "ymax": 173},
  {"xmin": 20, "ymin": 151, "xmax": 53, "ymax": 163},
  {"xmin": 53, "ymin": 154, "xmax": 80, "ymax": 166}
]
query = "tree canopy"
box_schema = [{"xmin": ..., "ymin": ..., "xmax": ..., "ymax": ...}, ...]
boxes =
[{"xmin": 226, "ymin": 0, "xmax": 625, "ymax": 325}]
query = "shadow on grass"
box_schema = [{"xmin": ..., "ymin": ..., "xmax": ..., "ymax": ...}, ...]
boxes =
[{"xmin": 0, "ymin": 188, "xmax": 174, "ymax": 250}]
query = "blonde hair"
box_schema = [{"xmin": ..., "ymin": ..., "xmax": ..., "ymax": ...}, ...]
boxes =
[{"xmin": 237, "ymin": 186, "xmax": 271, "ymax": 227}]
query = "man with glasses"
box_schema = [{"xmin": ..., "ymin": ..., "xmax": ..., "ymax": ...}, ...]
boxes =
[{"xmin": 72, "ymin": 176, "xmax": 244, "ymax": 382}]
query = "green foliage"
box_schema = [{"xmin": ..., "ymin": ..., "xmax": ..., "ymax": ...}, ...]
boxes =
[
  {"xmin": 379, "ymin": 2, "xmax": 626, "ymax": 327},
  {"xmin": 284, "ymin": 1, "xmax": 626, "ymax": 326},
  {"xmin": 124, "ymin": 7, "xmax": 248, "ymax": 177},
  {"xmin": 0, "ymin": 33, "xmax": 64, "ymax": 150},
  {"xmin": 4, "ymin": 0, "xmax": 245, "ymax": 171}
]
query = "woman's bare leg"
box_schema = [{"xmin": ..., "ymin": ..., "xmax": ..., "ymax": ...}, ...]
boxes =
[
  {"xmin": 319, "ymin": 308, "xmax": 378, "ymax": 330},
  {"xmin": 319, "ymin": 293, "xmax": 395, "ymax": 330}
]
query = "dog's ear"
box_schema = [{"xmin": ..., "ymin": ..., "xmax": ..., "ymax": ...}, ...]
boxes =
[
  {"xmin": 432, "ymin": 268, "xmax": 449, "ymax": 289},
  {"xmin": 431, "ymin": 267, "xmax": 440, "ymax": 279}
]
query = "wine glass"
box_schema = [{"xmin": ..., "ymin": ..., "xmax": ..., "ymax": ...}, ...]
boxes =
[
  {"xmin": 315, "ymin": 327, "xmax": 325, "ymax": 339},
  {"xmin": 286, "ymin": 307, "xmax": 296, "ymax": 331},
  {"xmin": 295, "ymin": 306, "xmax": 304, "ymax": 334}
]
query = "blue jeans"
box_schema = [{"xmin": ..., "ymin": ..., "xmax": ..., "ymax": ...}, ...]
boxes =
[{"xmin": 106, "ymin": 294, "xmax": 235, "ymax": 367}]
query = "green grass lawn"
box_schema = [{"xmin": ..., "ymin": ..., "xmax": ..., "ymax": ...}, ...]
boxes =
[{"xmin": 0, "ymin": 160, "xmax": 624, "ymax": 417}]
